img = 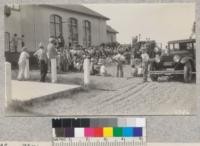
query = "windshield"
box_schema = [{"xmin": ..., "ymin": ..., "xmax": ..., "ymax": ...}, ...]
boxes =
[
  {"xmin": 169, "ymin": 43, "xmax": 179, "ymax": 50},
  {"xmin": 169, "ymin": 42, "xmax": 194, "ymax": 51}
]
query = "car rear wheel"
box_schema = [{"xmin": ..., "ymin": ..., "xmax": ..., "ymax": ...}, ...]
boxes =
[{"xmin": 184, "ymin": 62, "xmax": 192, "ymax": 83}]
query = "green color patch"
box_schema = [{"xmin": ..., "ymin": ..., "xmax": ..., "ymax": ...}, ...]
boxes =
[{"xmin": 113, "ymin": 127, "xmax": 123, "ymax": 137}]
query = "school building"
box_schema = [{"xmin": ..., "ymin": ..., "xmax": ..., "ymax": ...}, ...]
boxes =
[{"xmin": 4, "ymin": 4, "xmax": 118, "ymax": 53}]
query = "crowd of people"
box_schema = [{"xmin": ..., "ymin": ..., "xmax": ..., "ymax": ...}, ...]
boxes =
[
  {"xmin": 17, "ymin": 35, "xmax": 132, "ymax": 82},
  {"xmin": 17, "ymin": 34, "xmax": 161, "ymax": 83}
]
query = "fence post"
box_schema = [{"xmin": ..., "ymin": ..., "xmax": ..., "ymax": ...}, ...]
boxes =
[
  {"xmin": 24, "ymin": 59, "xmax": 30, "ymax": 79},
  {"xmin": 5, "ymin": 62, "xmax": 12, "ymax": 107},
  {"xmin": 84, "ymin": 58, "xmax": 90, "ymax": 86},
  {"xmin": 51, "ymin": 58, "xmax": 57, "ymax": 83}
]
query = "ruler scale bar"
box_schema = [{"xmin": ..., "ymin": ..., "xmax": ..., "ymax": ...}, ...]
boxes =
[{"xmin": 52, "ymin": 118, "xmax": 146, "ymax": 146}]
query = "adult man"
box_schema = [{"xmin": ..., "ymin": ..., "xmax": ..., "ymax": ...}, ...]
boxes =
[
  {"xmin": 47, "ymin": 37, "xmax": 58, "ymax": 83},
  {"xmin": 10, "ymin": 33, "xmax": 18, "ymax": 52},
  {"xmin": 17, "ymin": 47, "xmax": 30, "ymax": 80},
  {"xmin": 113, "ymin": 49, "xmax": 125, "ymax": 77},
  {"xmin": 141, "ymin": 45, "xmax": 149, "ymax": 82},
  {"xmin": 34, "ymin": 43, "xmax": 48, "ymax": 82}
]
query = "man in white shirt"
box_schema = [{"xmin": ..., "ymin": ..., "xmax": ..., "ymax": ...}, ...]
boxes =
[
  {"xmin": 113, "ymin": 49, "xmax": 125, "ymax": 77},
  {"xmin": 17, "ymin": 47, "xmax": 30, "ymax": 80},
  {"xmin": 141, "ymin": 45, "xmax": 149, "ymax": 82}
]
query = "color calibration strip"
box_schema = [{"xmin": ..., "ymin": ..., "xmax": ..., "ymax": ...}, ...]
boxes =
[{"xmin": 52, "ymin": 118, "xmax": 146, "ymax": 146}]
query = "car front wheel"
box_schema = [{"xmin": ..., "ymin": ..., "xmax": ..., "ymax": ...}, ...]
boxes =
[{"xmin": 184, "ymin": 62, "xmax": 192, "ymax": 83}]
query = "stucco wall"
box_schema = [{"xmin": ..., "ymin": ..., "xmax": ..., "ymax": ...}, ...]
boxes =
[
  {"xmin": 4, "ymin": 5, "xmax": 108, "ymax": 52},
  {"xmin": 107, "ymin": 32, "xmax": 117, "ymax": 43},
  {"xmin": 4, "ymin": 10, "xmax": 22, "ymax": 52}
]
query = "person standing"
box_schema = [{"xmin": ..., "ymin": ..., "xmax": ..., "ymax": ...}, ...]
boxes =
[
  {"xmin": 57, "ymin": 33, "xmax": 65, "ymax": 50},
  {"xmin": 21, "ymin": 34, "xmax": 25, "ymax": 48},
  {"xmin": 34, "ymin": 43, "xmax": 48, "ymax": 82},
  {"xmin": 10, "ymin": 33, "xmax": 19, "ymax": 52},
  {"xmin": 113, "ymin": 49, "xmax": 125, "ymax": 77},
  {"xmin": 141, "ymin": 45, "xmax": 149, "ymax": 82},
  {"xmin": 47, "ymin": 37, "xmax": 58, "ymax": 83},
  {"xmin": 17, "ymin": 47, "xmax": 30, "ymax": 80}
]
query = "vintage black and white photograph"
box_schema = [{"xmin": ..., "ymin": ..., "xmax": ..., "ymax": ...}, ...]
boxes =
[{"xmin": 4, "ymin": 3, "xmax": 197, "ymax": 116}]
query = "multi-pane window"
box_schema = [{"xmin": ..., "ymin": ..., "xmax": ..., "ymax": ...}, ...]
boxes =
[
  {"xmin": 83, "ymin": 20, "xmax": 91, "ymax": 47},
  {"xmin": 50, "ymin": 15, "xmax": 62, "ymax": 38},
  {"xmin": 69, "ymin": 17, "xmax": 78, "ymax": 45},
  {"xmin": 7, "ymin": 4, "xmax": 20, "ymax": 11},
  {"xmin": 5, "ymin": 32, "xmax": 10, "ymax": 52}
]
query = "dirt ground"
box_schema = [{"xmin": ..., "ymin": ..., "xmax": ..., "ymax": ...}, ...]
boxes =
[{"xmin": 8, "ymin": 65, "xmax": 197, "ymax": 116}]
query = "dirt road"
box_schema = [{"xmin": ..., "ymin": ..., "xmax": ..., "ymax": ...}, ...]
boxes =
[{"xmin": 9, "ymin": 65, "xmax": 197, "ymax": 116}]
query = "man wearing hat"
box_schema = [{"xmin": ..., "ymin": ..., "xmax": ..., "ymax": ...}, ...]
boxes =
[
  {"xmin": 141, "ymin": 44, "xmax": 149, "ymax": 82},
  {"xmin": 47, "ymin": 37, "xmax": 58, "ymax": 83},
  {"xmin": 34, "ymin": 43, "xmax": 48, "ymax": 82},
  {"xmin": 113, "ymin": 49, "xmax": 125, "ymax": 77}
]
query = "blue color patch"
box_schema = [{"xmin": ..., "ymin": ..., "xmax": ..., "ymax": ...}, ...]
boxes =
[
  {"xmin": 122, "ymin": 127, "xmax": 133, "ymax": 137},
  {"xmin": 133, "ymin": 127, "xmax": 143, "ymax": 137}
]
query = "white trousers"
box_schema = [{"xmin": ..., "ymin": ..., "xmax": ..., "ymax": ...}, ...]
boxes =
[
  {"xmin": 51, "ymin": 58, "xmax": 57, "ymax": 83},
  {"xmin": 17, "ymin": 59, "xmax": 30, "ymax": 80}
]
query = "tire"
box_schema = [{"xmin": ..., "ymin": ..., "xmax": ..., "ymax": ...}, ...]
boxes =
[
  {"xmin": 149, "ymin": 63, "xmax": 158, "ymax": 81},
  {"xmin": 184, "ymin": 62, "xmax": 192, "ymax": 83}
]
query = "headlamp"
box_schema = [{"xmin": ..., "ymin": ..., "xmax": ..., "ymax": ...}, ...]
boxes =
[{"xmin": 173, "ymin": 55, "xmax": 180, "ymax": 63}]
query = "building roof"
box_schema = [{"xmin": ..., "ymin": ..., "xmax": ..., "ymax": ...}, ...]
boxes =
[
  {"xmin": 40, "ymin": 4, "xmax": 110, "ymax": 20},
  {"xmin": 168, "ymin": 39, "xmax": 195, "ymax": 44},
  {"xmin": 106, "ymin": 25, "xmax": 118, "ymax": 33}
]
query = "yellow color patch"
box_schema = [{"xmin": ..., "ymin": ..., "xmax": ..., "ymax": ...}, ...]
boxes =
[{"xmin": 103, "ymin": 127, "xmax": 113, "ymax": 137}]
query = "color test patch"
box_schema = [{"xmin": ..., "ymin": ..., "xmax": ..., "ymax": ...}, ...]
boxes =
[
  {"xmin": 113, "ymin": 127, "xmax": 123, "ymax": 137},
  {"xmin": 133, "ymin": 127, "xmax": 143, "ymax": 137},
  {"xmin": 94, "ymin": 128, "xmax": 103, "ymax": 137},
  {"xmin": 75, "ymin": 128, "xmax": 84, "ymax": 137},
  {"xmin": 103, "ymin": 127, "xmax": 113, "ymax": 137},
  {"xmin": 85, "ymin": 128, "xmax": 94, "ymax": 137},
  {"xmin": 123, "ymin": 127, "xmax": 133, "ymax": 137},
  {"xmin": 65, "ymin": 128, "xmax": 74, "ymax": 137},
  {"xmin": 55, "ymin": 128, "xmax": 65, "ymax": 137}
]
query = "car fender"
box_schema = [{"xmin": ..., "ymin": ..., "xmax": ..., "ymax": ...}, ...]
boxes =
[{"xmin": 180, "ymin": 56, "xmax": 193, "ymax": 64}]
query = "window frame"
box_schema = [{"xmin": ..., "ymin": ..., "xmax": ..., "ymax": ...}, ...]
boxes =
[
  {"xmin": 50, "ymin": 14, "xmax": 63, "ymax": 38},
  {"xmin": 68, "ymin": 17, "xmax": 79, "ymax": 46},
  {"xmin": 7, "ymin": 4, "xmax": 20, "ymax": 11},
  {"xmin": 5, "ymin": 32, "xmax": 10, "ymax": 52},
  {"xmin": 83, "ymin": 20, "xmax": 91, "ymax": 47}
]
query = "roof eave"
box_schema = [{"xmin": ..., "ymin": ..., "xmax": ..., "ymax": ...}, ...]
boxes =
[{"xmin": 40, "ymin": 5, "xmax": 109, "ymax": 20}]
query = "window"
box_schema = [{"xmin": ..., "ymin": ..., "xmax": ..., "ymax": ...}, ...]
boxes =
[
  {"xmin": 83, "ymin": 20, "xmax": 91, "ymax": 47},
  {"xmin": 5, "ymin": 32, "xmax": 10, "ymax": 52},
  {"xmin": 69, "ymin": 17, "xmax": 78, "ymax": 45},
  {"xmin": 169, "ymin": 44, "xmax": 174, "ymax": 50},
  {"xmin": 50, "ymin": 14, "xmax": 62, "ymax": 38},
  {"xmin": 174, "ymin": 43, "xmax": 180, "ymax": 50},
  {"xmin": 186, "ymin": 43, "xmax": 193, "ymax": 50},
  {"xmin": 7, "ymin": 4, "xmax": 20, "ymax": 11}
]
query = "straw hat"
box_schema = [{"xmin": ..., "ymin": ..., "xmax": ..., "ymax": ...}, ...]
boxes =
[
  {"xmin": 22, "ymin": 46, "xmax": 28, "ymax": 52},
  {"xmin": 49, "ymin": 37, "xmax": 55, "ymax": 43},
  {"xmin": 39, "ymin": 42, "xmax": 44, "ymax": 48}
]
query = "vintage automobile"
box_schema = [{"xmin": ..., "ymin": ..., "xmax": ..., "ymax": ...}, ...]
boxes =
[{"xmin": 149, "ymin": 39, "xmax": 196, "ymax": 82}]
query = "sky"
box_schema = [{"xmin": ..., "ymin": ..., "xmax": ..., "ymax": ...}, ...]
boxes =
[{"xmin": 85, "ymin": 3, "xmax": 195, "ymax": 47}]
